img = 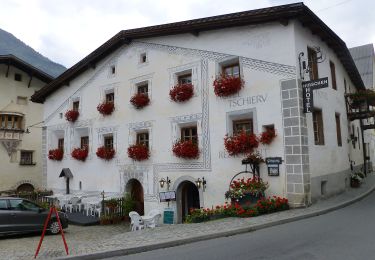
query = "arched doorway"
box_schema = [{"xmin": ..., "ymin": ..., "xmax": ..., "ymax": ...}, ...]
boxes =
[
  {"xmin": 125, "ymin": 179, "xmax": 144, "ymax": 215},
  {"xmin": 177, "ymin": 181, "xmax": 200, "ymax": 223},
  {"xmin": 16, "ymin": 183, "xmax": 34, "ymax": 193}
]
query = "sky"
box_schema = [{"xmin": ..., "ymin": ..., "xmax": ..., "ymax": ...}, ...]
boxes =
[{"xmin": 0, "ymin": 0, "xmax": 373, "ymax": 68}]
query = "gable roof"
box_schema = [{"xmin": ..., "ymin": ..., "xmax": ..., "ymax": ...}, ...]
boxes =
[
  {"xmin": 349, "ymin": 44, "xmax": 374, "ymax": 89},
  {"xmin": 31, "ymin": 2, "xmax": 365, "ymax": 103},
  {"xmin": 0, "ymin": 55, "xmax": 54, "ymax": 83}
]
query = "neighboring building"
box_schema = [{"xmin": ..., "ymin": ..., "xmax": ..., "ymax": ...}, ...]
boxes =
[
  {"xmin": 0, "ymin": 55, "xmax": 54, "ymax": 193},
  {"xmin": 32, "ymin": 3, "xmax": 365, "ymax": 222}
]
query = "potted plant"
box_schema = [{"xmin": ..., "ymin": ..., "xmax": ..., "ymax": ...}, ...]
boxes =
[
  {"xmin": 213, "ymin": 74, "xmax": 244, "ymax": 97},
  {"xmin": 169, "ymin": 83, "xmax": 194, "ymax": 102},
  {"xmin": 48, "ymin": 149, "xmax": 64, "ymax": 161},
  {"xmin": 350, "ymin": 172, "xmax": 363, "ymax": 188},
  {"xmin": 259, "ymin": 128, "xmax": 277, "ymax": 145},
  {"xmin": 96, "ymin": 146, "xmax": 115, "ymax": 160},
  {"xmin": 225, "ymin": 177, "xmax": 268, "ymax": 207},
  {"xmin": 97, "ymin": 102, "xmax": 115, "ymax": 115},
  {"xmin": 224, "ymin": 131, "xmax": 259, "ymax": 156},
  {"xmin": 172, "ymin": 140, "xmax": 199, "ymax": 159},
  {"xmin": 71, "ymin": 147, "xmax": 88, "ymax": 161},
  {"xmin": 65, "ymin": 110, "xmax": 79, "ymax": 122},
  {"xmin": 122, "ymin": 193, "xmax": 136, "ymax": 221},
  {"xmin": 127, "ymin": 144, "xmax": 149, "ymax": 161},
  {"xmin": 130, "ymin": 93, "xmax": 150, "ymax": 109}
]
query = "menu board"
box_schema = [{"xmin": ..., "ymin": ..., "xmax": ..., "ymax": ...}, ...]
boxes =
[{"xmin": 159, "ymin": 191, "xmax": 176, "ymax": 202}]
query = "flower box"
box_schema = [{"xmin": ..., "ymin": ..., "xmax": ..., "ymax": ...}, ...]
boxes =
[
  {"xmin": 71, "ymin": 147, "xmax": 88, "ymax": 161},
  {"xmin": 172, "ymin": 140, "xmax": 199, "ymax": 159},
  {"xmin": 65, "ymin": 110, "xmax": 79, "ymax": 122},
  {"xmin": 213, "ymin": 75, "xmax": 244, "ymax": 97},
  {"xmin": 231, "ymin": 192, "xmax": 263, "ymax": 208},
  {"xmin": 127, "ymin": 144, "xmax": 149, "ymax": 161},
  {"xmin": 225, "ymin": 177, "xmax": 268, "ymax": 201},
  {"xmin": 97, "ymin": 102, "xmax": 115, "ymax": 115},
  {"xmin": 169, "ymin": 83, "xmax": 194, "ymax": 102},
  {"xmin": 130, "ymin": 93, "xmax": 150, "ymax": 109},
  {"xmin": 224, "ymin": 131, "xmax": 259, "ymax": 156},
  {"xmin": 260, "ymin": 128, "xmax": 276, "ymax": 145},
  {"xmin": 96, "ymin": 146, "xmax": 115, "ymax": 160},
  {"xmin": 48, "ymin": 149, "xmax": 64, "ymax": 161}
]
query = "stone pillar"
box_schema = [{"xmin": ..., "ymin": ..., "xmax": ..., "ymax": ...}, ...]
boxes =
[
  {"xmin": 281, "ymin": 79, "xmax": 311, "ymax": 207},
  {"xmin": 42, "ymin": 127, "xmax": 47, "ymax": 188}
]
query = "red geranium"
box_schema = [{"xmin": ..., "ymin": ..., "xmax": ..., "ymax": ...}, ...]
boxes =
[
  {"xmin": 48, "ymin": 149, "xmax": 63, "ymax": 161},
  {"xmin": 224, "ymin": 131, "xmax": 259, "ymax": 156},
  {"xmin": 260, "ymin": 128, "xmax": 276, "ymax": 145},
  {"xmin": 97, "ymin": 102, "xmax": 115, "ymax": 115},
  {"xmin": 71, "ymin": 147, "xmax": 88, "ymax": 161},
  {"xmin": 127, "ymin": 144, "xmax": 150, "ymax": 161},
  {"xmin": 172, "ymin": 140, "xmax": 199, "ymax": 159},
  {"xmin": 213, "ymin": 74, "xmax": 244, "ymax": 97},
  {"xmin": 96, "ymin": 146, "xmax": 115, "ymax": 160},
  {"xmin": 130, "ymin": 93, "xmax": 150, "ymax": 109},
  {"xmin": 169, "ymin": 83, "xmax": 194, "ymax": 102},
  {"xmin": 65, "ymin": 110, "xmax": 79, "ymax": 122}
]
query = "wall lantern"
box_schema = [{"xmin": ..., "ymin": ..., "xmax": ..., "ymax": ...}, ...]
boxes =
[
  {"xmin": 159, "ymin": 177, "xmax": 171, "ymax": 190},
  {"xmin": 195, "ymin": 177, "xmax": 207, "ymax": 191}
]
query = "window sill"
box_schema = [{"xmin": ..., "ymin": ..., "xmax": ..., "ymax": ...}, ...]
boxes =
[{"xmin": 19, "ymin": 163, "xmax": 36, "ymax": 166}]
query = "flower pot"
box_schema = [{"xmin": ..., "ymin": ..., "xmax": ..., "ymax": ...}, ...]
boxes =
[
  {"xmin": 350, "ymin": 179, "xmax": 360, "ymax": 188},
  {"xmin": 231, "ymin": 193, "xmax": 262, "ymax": 208}
]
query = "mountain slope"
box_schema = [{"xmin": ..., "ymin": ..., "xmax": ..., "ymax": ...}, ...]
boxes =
[{"xmin": 0, "ymin": 28, "xmax": 66, "ymax": 77}]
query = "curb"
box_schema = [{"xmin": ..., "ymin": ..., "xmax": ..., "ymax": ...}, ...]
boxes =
[{"xmin": 58, "ymin": 183, "xmax": 375, "ymax": 260}]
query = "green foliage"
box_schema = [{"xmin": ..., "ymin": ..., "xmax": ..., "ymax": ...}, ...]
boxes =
[{"xmin": 122, "ymin": 193, "xmax": 136, "ymax": 215}]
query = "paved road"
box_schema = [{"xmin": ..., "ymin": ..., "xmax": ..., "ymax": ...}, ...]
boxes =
[{"xmin": 107, "ymin": 190, "xmax": 375, "ymax": 260}]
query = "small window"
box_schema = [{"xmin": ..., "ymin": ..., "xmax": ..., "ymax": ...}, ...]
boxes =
[
  {"xmin": 104, "ymin": 135, "xmax": 113, "ymax": 149},
  {"xmin": 344, "ymin": 78, "xmax": 347, "ymax": 93},
  {"xmin": 233, "ymin": 119, "xmax": 253, "ymax": 134},
  {"xmin": 357, "ymin": 127, "xmax": 361, "ymax": 150},
  {"xmin": 137, "ymin": 83, "xmax": 148, "ymax": 95},
  {"xmin": 0, "ymin": 200, "xmax": 8, "ymax": 210},
  {"xmin": 351, "ymin": 125, "xmax": 356, "ymax": 149},
  {"xmin": 7, "ymin": 115, "xmax": 12, "ymax": 129},
  {"xmin": 307, "ymin": 47, "xmax": 319, "ymax": 80},
  {"xmin": 0, "ymin": 115, "xmax": 5, "ymax": 128},
  {"xmin": 110, "ymin": 65, "xmax": 116, "ymax": 74},
  {"xmin": 140, "ymin": 53, "xmax": 147, "ymax": 63},
  {"xmin": 58, "ymin": 138, "xmax": 64, "ymax": 151},
  {"xmin": 313, "ymin": 109, "xmax": 324, "ymax": 145},
  {"xmin": 73, "ymin": 101, "xmax": 79, "ymax": 111},
  {"xmin": 79, "ymin": 181, "xmax": 82, "ymax": 190},
  {"xmin": 335, "ymin": 113, "xmax": 342, "ymax": 147},
  {"xmin": 81, "ymin": 136, "xmax": 89, "ymax": 149},
  {"xmin": 330, "ymin": 61, "xmax": 337, "ymax": 90},
  {"xmin": 222, "ymin": 63, "xmax": 240, "ymax": 77},
  {"xmin": 178, "ymin": 73, "xmax": 192, "ymax": 85},
  {"xmin": 20, "ymin": 151, "xmax": 33, "ymax": 165},
  {"xmin": 181, "ymin": 126, "xmax": 198, "ymax": 144},
  {"xmin": 136, "ymin": 132, "xmax": 149, "ymax": 148},
  {"xmin": 14, "ymin": 73, "xmax": 22, "ymax": 82},
  {"xmin": 17, "ymin": 96, "xmax": 28, "ymax": 105},
  {"xmin": 106, "ymin": 92, "xmax": 114, "ymax": 103}
]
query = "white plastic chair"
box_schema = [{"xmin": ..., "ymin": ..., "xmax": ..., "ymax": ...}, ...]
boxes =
[
  {"xmin": 66, "ymin": 197, "xmax": 82, "ymax": 213},
  {"xmin": 143, "ymin": 209, "xmax": 161, "ymax": 228},
  {"xmin": 129, "ymin": 211, "xmax": 144, "ymax": 231}
]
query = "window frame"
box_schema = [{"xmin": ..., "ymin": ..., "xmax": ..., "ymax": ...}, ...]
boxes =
[
  {"xmin": 137, "ymin": 83, "xmax": 149, "ymax": 95},
  {"xmin": 222, "ymin": 63, "xmax": 240, "ymax": 77},
  {"xmin": 105, "ymin": 92, "xmax": 114, "ymax": 103},
  {"xmin": 72, "ymin": 101, "xmax": 80, "ymax": 111},
  {"xmin": 20, "ymin": 150, "xmax": 34, "ymax": 165},
  {"xmin": 136, "ymin": 132, "xmax": 149, "ymax": 148},
  {"xmin": 330, "ymin": 61, "xmax": 337, "ymax": 90},
  {"xmin": 335, "ymin": 113, "xmax": 342, "ymax": 147},
  {"xmin": 307, "ymin": 47, "xmax": 319, "ymax": 80},
  {"xmin": 313, "ymin": 109, "xmax": 325, "ymax": 145},
  {"xmin": 178, "ymin": 73, "xmax": 192, "ymax": 85},
  {"xmin": 233, "ymin": 119, "xmax": 253, "ymax": 135},
  {"xmin": 104, "ymin": 135, "xmax": 114, "ymax": 149},
  {"xmin": 181, "ymin": 126, "xmax": 198, "ymax": 144},
  {"xmin": 58, "ymin": 138, "xmax": 64, "ymax": 151},
  {"xmin": 81, "ymin": 136, "xmax": 89, "ymax": 150}
]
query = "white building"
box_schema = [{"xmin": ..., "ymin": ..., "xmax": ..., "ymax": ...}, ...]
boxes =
[
  {"xmin": 32, "ymin": 3, "xmax": 365, "ymax": 222},
  {"xmin": 0, "ymin": 55, "xmax": 54, "ymax": 193}
]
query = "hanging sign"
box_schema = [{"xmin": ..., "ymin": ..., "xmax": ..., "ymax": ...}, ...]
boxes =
[
  {"xmin": 265, "ymin": 157, "xmax": 283, "ymax": 176},
  {"xmin": 159, "ymin": 191, "xmax": 176, "ymax": 202},
  {"xmin": 302, "ymin": 77, "xmax": 329, "ymax": 113}
]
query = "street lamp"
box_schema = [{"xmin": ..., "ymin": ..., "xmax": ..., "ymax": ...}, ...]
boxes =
[
  {"xmin": 195, "ymin": 177, "xmax": 207, "ymax": 191},
  {"xmin": 159, "ymin": 177, "xmax": 171, "ymax": 190}
]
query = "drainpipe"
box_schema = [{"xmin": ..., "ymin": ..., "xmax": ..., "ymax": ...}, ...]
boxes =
[{"xmin": 360, "ymin": 119, "xmax": 367, "ymax": 176}]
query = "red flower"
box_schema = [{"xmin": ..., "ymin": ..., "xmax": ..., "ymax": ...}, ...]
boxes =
[
  {"xmin": 130, "ymin": 93, "xmax": 150, "ymax": 109},
  {"xmin": 169, "ymin": 83, "xmax": 194, "ymax": 102},
  {"xmin": 260, "ymin": 128, "xmax": 276, "ymax": 145},
  {"xmin": 213, "ymin": 74, "xmax": 244, "ymax": 97},
  {"xmin": 172, "ymin": 140, "xmax": 199, "ymax": 159},
  {"xmin": 127, "ymin": 144, "xmax": 150, "ymax": 161},
  {"xmin": 96, "ymin": 146, "xmax": 115, "ymax": 160},
  {"xmin": 65, "ymin": 110, "xmax": 79, "ymax": 122},
  {"xmin": 71, "ymin": 147, "xmax": 88, "ymax": 161},
  {"xmin": 224, "ymin": 131, "xmax": 259, "ymax": 156},
  {"xmin": 97, "ymin": 102, "xmax": 115, "ymax": 115},
  {"xmin": 48, "ymin": 149, "xmax": 63, "ymax": 161}
]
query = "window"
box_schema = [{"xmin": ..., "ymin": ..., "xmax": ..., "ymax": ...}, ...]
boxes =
[
  {"xmin": 344, "ymin": 78, "xmax": 347, "ymax": 93},
  {"xmin": 330, "ymin": 61, "xmax": 337, "ymax": 90},
  {"xmin": 14, "ymin": 73, "xmax": 22, "ymax": 82},
  {"xmin": 110, "ymin": 65, "xmax": 116, "ymax": 74},
  {"xmin": 104, "ymin": 135, "xmax": 113, "ymax": 149},
  {"xmin": 233, "ymin": 119, "xmax": 253, "ymax": 134},
  {"xmin": 140, "ymin": 53, "xmax": 147, "ymax": 63},
  {"xmin": 335, "ymin": 113, "xmax": 342, "ymax": 147},
  {"xmin": 136, "ymin": 132, "xmax": 149, "ymax": 148},
  {"xmin": 81, "ymin": 136, "xmax": 89, "ymax": 149},
  {"xmin": 7, "ymin": 115, "xmax": 12, "ymax": 129},
  {"xmin": 357, "ymin": 127, "xmax": 361, "ymax": 150},
  {"xmin": 223, "ymin": 63, "xmax": 240, "ymax": 77},
  {"xmin": 106, "ymin": 92, "xmax": 114, "ymax": 103},
  {"xmin": 137, "ymin": 83, "xmax": 148, "ymax": 95},
  {"xmin": 0, "ymin": 200, "xmax": 7, "ymax": 210},
  {"xmin": 313, "ymin": 109, "xmax": 324, "ymax": 145},
  {"xmin": 178, "ymin": 73, "xmax": 192, "ymax": 85},
  {"xmin": 0, "ymin": 115, "xmax": 5, "ymax": 128},
  {"xmin": 9, "ymin": 199, "xmax": 40, "ymax": 212},
  {"xmin": 73, "ymin": 101, "xmax": 79, "ymax": 111},
  {"xmin": 351, "ymin": 125, "xmax": 356, "ymax": 149},
  {"xmin": 20, "ymin": 151, "xmax": 33, "ymax": 165},
  {"xmin": 1, "ymin": 115, "xmax": 22, "ymax": 130},
  {"xmin": 58, "ymin": 138, "xmax": 64, "ymax": 151},
  {"xmin": 181, "ymin": 126, "xmax": 198, "ymax": 144},
  {"xmin": 307, "ymin": 47, "xmax": 319, "ymax": 80},
  {"xmin": 17, "ymin": 96, "xmax": 28, "ymax": 105}
]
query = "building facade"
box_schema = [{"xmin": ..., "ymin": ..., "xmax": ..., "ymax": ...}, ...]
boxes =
[
  {"xmin": 0, "ymin": 55, "xmax": 53, "ymax": 193},
  {"xmin": 32, "ymin": 3, "xmax": 365, "ymax": 222}
]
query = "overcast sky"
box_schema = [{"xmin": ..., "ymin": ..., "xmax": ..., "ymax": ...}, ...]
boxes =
[{"xmin": 0, "ymin": 0, "xmax": 373, "ymax": 68}]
